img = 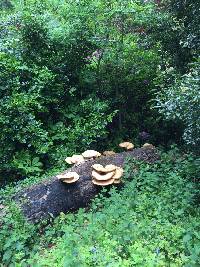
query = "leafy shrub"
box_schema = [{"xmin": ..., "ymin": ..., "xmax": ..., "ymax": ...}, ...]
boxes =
[
  {"xmin": 155, "ymin": 61, "xmax": 200, "ymax": 148},
  {"xmin": 80, "ymin": 1, "xmax": 163, "ymax": 139},
  {"xmin": 47, "ymin": 98, "xmax": 117, "ymax": 165},
  {"xmin": 0, "ymin": 5, "xmax": 114, "ymax": 178},
  {"xmin": 151, "ymin": 0, "xmax": 200, "ymax": 71}
]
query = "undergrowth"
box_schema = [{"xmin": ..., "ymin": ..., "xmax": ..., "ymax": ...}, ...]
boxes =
[{"xmin": 0, "ymin": 149, "xmax": 200, "ymax": 266}]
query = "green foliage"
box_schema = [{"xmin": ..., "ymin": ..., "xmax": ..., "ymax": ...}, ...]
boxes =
[
  {"xmin": 0, "ymin": 203, "xmax": 39, "ymax": 264},
  {"xmin": 0, "ymin": 0, "xmax": 199, "ymax": 265},
  {"xmin": 155, "ymin": 61, "xmax": 200, "ymax": 148},
  {"xmin": 0, "ymin": 3, "xmax": 115, "ymax": 179},
  {"xmin": 79, "ymin": 0, "xmax": 162, "ymax": 138},
  {"xmin": 0, "ymin": 0, "xmax": 13, "ymax": 10},
  {"xmin": 12, "ymin": 151, "xmax": 43, "ymax": 175},
  {"xmin": 167, "ymin": 0, "xmax": 200, "ymax": 53},
  {"xmin": 1, "ymin": 149, "xmax": 199, "ymax": 266},
  {"xmin": 0, "ymin": 0, "xmax": 198, "ymax": 178},
  {"xmin": 151, "ymin": 0, "xmax": 200, "ymax": 70},
  {"xmin": 48, "ymin": 98, "xmax": 117, "ymax": 165}
]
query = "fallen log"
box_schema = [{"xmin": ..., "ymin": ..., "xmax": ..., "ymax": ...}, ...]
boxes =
[{"xmin": 15, "ymin": 148, "xmax": 159, "ymax": 222}]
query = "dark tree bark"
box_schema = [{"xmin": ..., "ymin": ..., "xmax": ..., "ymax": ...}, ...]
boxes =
[{"xmin": 15, "ymin": 148, "xmax": 159, "ymax": 222}]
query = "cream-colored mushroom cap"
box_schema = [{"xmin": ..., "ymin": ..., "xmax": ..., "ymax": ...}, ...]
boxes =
[
  {"xmin": 92, "ymin": 170, "xmax": 115, "ymax": 181},
  {"xmin": 113, "ymin": 179, "xmax": 121, "ymax": 184},
  {"xmin": 71, "ymin": 155, "xmax": 84, "ymax": 164},
  {"xmin": 82, "ymin": 150, "xmax": 101, "ymax": 158},
  {"xmin": 65, "ymin": 157, "xmax": 73, "ymax": 164},
  {"xmin": 57, "ymin": 172, "xmax": 79, "ymax": 183},
  {"xmin": 92, "ymin": 164, "xmax": 105, "ymax": 173},
  {"xmin": 119, "ymin": 142, "xmax": 134, "ymax": 150},
  {"xmin": 142, "ymin": 143, "xmax": 155, "ymax": 149},
  {"xmin": 105, "ymin": 164, "xmax": 117, "ymax": 172},
  {"xmin": 103, "ymin": 151, "xmax": 116, "ymax": 156},
  {"xmin": 57, "ymin": 174, "xmax": 68, "ymax": 180},
  {"xmin": 63, "ymin": 176, "xmax": 79, "ymax": 184},
  {"xmin": 113, "ymin": 167, "xmax": 124, "ymax": 179},
  {"xmin": 92, "ymin": 178, "xmax": 115, "ymax": 186},
  {"xmin": 92, "ymin": 164, "xmax": 116, "ymax": 173}
]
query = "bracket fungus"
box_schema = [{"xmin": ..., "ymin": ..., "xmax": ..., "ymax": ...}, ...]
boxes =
[
  {"xmin": 71, "ymin": 155, "xmax": 84, "ymax": 164},
  {"xmin": 92, "ymin": 170, "xmax": 115, "ymax": 181},
  {"xmin": 65, "ymin": 157, "xmax": 73, "ymax": 164},
  {"xmin": 92, "ymin": 164, "xmax": 107, "ymax": 173},
  {"xmin": 92, "ymin": 178, "xmax": 115, "ymax": 186},
  {"xmin": 65, "ymin": 155, "xmax": 84, "ymax": 165},
  {"xmin": 103, "ymin": 150, "xmax": 116, "ymax": 156},
  {"xmin": 82, "ymin": 150, "xmax": 101, "ymax": 159},
  {"xmin": 113, "ymin": 167, "xmax": 124, "ymax": 184},
  {"xmin": 91, "ymin": 164, "xmax": 123, "ymax": 186},
  {"xmin": 142, "ymin": 143, "xmax": 155, "ymax": 149},
  {"xmin": 119, "ymin": 142, "xmax": 134, "ymax": 150},
  {"xmin": 57, "ymin": 172, "xmax": 79, "ymax": 184}
]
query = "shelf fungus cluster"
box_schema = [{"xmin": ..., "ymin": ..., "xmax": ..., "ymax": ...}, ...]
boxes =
[
  {"xmin": 65, "ymin": 150, "xmax": 101, "ymax": 165},
  {"xmin": 57, "ymin": 172, "xmax": 80, "ymax": 184},
  {"xmin": 92, "ymin": 164, "xmax": 123, "ymax": 186},
  {"xmin": 119, "ymin": 142, "xmax": 134, "ymax": 150},
  {"xmin": 65, "ymin": 155, "xmax": 84, "ymax": 165}
]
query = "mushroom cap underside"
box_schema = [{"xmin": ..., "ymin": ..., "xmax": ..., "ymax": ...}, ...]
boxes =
[
  {"xmin": 112, "ymin": 167, "xmax": 124, "ymax": 179},
  {"xmin": 92, "ymin": 170, "xmax": 115, "ymax": 181},
  {"xmin": 92, "ymin": 178, "xmax": 115, "ymax": 186},
  {"xmin": 57, "ymin": 172, "xmax": 79, "ymax": 183}
]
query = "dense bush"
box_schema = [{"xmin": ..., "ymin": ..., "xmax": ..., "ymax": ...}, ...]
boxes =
[
  {"xmin": 151, "ymin": 0, "xmax": 200, "ymax": 150},
  {"xmin": 0, "ymin": 3, "xmax": 116, "ymax": 178},
  {"xmin": 0, "ymin": 149, "xmax": 199, "ymax": 265},
  {"xmin": 0, "ymin": 1, "xmax": 199, "ymax": 266},
  {"xmin": 155, "ymin": 61, "xmax": 200, "ymax": 148},
  {"xmin": 0, "ymin": 0, "xmax": 198, "ymax": 180},
  {"xmin": 151, "ymin": 0, "xmax": 200, "ymax": 71}
]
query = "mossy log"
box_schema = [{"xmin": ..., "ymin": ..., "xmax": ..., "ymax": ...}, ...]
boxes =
[{"xmin": 15, "ymin": 148, "xmax": 159, "ymax": 222}]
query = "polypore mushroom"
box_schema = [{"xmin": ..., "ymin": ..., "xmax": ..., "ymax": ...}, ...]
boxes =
[
  {"xmin": 142, "ymin": 143, "xmax": 155, "ymax": 149},
  {"xmin": 92, "ymin": 164, "xmax": 106, "ymax": 173},
  {"xmin": 113, "ymin": 167, "xmax": 123, "ymax": 184},
  {"xmin": 71, "ymin": 155, "xmax": 84, "ymax": 164},
  {"xmin": 65, "ymin": 157, "xmax": 73, "ymax": 164},
  {"xmin": 92, "ymin": 164, "xmax": 123, "ymax": 186},
  {"xmin": 82, "ymin": 150, "xmax": 101, "ymax": 159},
  {"xmin": 92, "ymin": 178, "xmax": 115, "ymax": 186},
  {"xmin": 92, "ymin": 170, "xmax": 115, "ymax": 181},
  {"xmin": 92, "ymin": 164, "xmax": 116, "ymax": 173},
  {"xmin": 103, "ymin": 151, "xmax": 116, "ymax": 156},
  {"xmin": 105, "ymin": 164, "xmax": 117, "ymax": 172},
  {"xmin": 57, "ymin": 172, "xmax": 79, "ymax": 184},
  {"xmin": 65, "ymin": 155, "xmax": 84, "ymax": 165},
  {"xmin": 113, "ymin": 167, "xmax": 123, "ymax": 179},
  {"xmin": 119, "ymin": 142, "xmax": 134, "ymax": 150}
]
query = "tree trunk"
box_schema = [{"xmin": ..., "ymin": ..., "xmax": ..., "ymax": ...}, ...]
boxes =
[{"xmin": 14, "ymin": 148, "xmax": 159, "ymax": 222}]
